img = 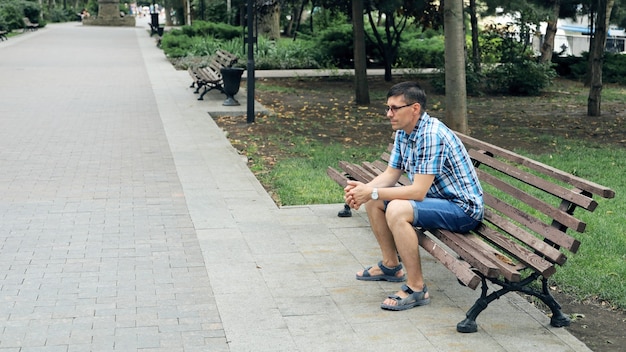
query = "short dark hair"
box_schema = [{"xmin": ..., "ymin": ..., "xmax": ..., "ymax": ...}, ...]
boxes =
[{"xmin": 387, "ymin": 81, "xmax": 427, "ymax": 111}]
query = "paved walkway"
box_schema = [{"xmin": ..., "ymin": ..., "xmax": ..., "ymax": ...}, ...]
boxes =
[{"xmin": 0, "ymin": 20, "xmax": 591, "ymax": 352}]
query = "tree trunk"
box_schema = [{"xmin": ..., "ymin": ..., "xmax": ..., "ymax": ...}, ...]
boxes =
[
  {"xmin": 540, "ymin": 0, "xmax": 560, "ymax": 63},
  {"xmin": 352, "ymin": 0, "xmax": 370, "ymax": 105},
  {"xmin": 292, "ymin": 0, "xmax": 307, "ymax": 40},
  {"xmin": 257, "ymin": 1, "xmax": 281, "ymax": 40},
  {"xmin": 444, "ymin": 0, "xmax": 468, "ymax": 133},
  {"xmin": 587, "ymin": 0, "xmax": 614, "ymax": 116},
  {"xmin": 468, "ymin": 0, "xmax": 481, "ymax": 72}
]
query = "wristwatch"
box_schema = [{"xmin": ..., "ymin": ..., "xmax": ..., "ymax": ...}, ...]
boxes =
[{"xmin": 371, "ymin": 188, "xmax": 379, "ymax": 200}]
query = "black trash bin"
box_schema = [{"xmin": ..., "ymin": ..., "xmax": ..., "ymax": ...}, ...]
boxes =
[{"xmin": 220, "ymin": 67, "xmax": 245, "ymax": 106}]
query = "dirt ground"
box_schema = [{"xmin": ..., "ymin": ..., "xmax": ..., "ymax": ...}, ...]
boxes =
[{"xmin": 213, "ymin": 76, "xmax": 626, "ymax": 351}]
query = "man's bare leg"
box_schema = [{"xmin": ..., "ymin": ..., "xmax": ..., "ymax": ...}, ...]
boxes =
[
  {"xmin": 382, "ymin": 200, "xmax": 429, "ymax": 307},
  {"xmin": 356, "ymin": 199, "xmax": 404, "ymax": 279}
]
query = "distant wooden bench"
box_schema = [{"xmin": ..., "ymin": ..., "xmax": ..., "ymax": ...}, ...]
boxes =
[
  {"xmin": 188, "ymin": 50, "xmax": 239, "ymax": 100},
  {"xmin": 22, "ymin": 17, "xmax": 39, "ymax": 32},
  {"xmin": 327, "ymin": 132, "xmax": 614, "ymax": 333},
  {"xmin": 0, "ymin": 30, "xmax": 7, "ymax": 41}
]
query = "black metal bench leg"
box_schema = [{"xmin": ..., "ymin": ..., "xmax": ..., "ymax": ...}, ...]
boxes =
[
  {"xmin": 538, "ymin": 278, "xmax": 571, "ymax": 328},
  {"xmin": 337, "ymin": 204, "xmax": 352, "ymax": 217},
  {"xmin": 457, "ymin": 278, "xmax": 490, "ymax": 333},
  {"xmin": 457, "ymin": 277, "xmax": 512, "ymax": 333},
  {"xmin": 198, "ymin": 88, "xmax": 209, "ymax": 100}
]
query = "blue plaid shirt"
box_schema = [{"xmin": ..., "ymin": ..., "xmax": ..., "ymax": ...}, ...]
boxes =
[{"xmin": 388, "ymin": 113, "xmax": 484, "ymax": 221}]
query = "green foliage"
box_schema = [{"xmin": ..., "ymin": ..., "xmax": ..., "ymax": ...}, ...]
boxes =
[
  {"xmin": 161, "ymin": 28, "xmax": 324, "ymax": 69},
  {"xmin": 198, "ymin": 0, "xmax": 229, "ymax": 24},
  {"xmin": 553, "ymin": 52, "xmax": 626, "ymax": 85},
  {"xmin": 474, "ymin": 34, "xmax": 504, "ymax": 64},
  {"xmin": 310, "ymin": 6, "xmax": 349, "ymax": 32},
  {"xmin": 551, "ymin": 55, "xmax": 585, "ymax": 77},
  {"xmin": 180, "ymin": 20, "xmax": 241, "ymax": 40},
  {"xmin": 432, "ymin": 60, "xmax": 555, "ymax": 97},
  {"xmin": 160, "ymin": 31, "xmax": 196, "ymax": 58},
  {"xmin": 0, "ymin": 0, "xmax": 41, "ymax": 31},
  {"xmin": 485, "ymin": 60, "xmax": 556, "ymax": 96},
  {"xmin": 430, "ymin": 63, "xmax": 485, "ymax": 97},
  {"xmin": 398, "ymin": 36, "xmax": 445, "ymax": 68},
  {"xmin": 255, "ymin": 37, "xmax": 324, "ymax": 70},
  {"xmin": 479, "ymin": 23, "xmax": 534, "ymax": 64},
  {"xmin": 313, "ymin": 24, "xmax": 354, "ymax": 67},
  {"xmin": 45, "ymin": 7, "xmax": 80, "ymax": 22},
  {"xmin": 597, "ymin": 53, "xmax": 626, "ymax": 85}
]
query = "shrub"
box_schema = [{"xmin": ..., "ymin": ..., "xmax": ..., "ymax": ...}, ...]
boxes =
[
  {"xmin": 398, "ymin": 36, "xmax": 445, "ymax": 68},
  {"xmin": 555, "ymin": 52, "xmax": 626, "ymax": 85},
  {"xmin": 430, "ymin": 63, "xmax": 488, "ymax": 96},
  {"xmin": 180, "ymin": 20, "xmax": 240, "ymax": 40},
  {"xmin": 552, "ymin": 55, "xmax": 585, "ymax": 77},
  {"xmin": 313, "ymin": 24, "xmax": 353, "ymax": 67},
  {"xmin": 45, "ymin": 7, "xmax": 80, "ymax": 22},
  {"xmin": 431, "ymin": 60, "xmax": 555, "ymax": 96},
  {"xmin": 255, "ymin": 37, "xmax": 324, "ymax": 69},
  {"xmin": 486, "ymin": 60, "xmax": 556, "ymax": 96},
  {"xmin": 601, "ymin": 53, "xmax": 626, "ymax": 85},
  {"xmin": 160, "ymin": 32, "xmax": 195, "ymax": 58},
  {"xmin": 0, "ymin": 0, "xmax": 41, "ymax": 31}
]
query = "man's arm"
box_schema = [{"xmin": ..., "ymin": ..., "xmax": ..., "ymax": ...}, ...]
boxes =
[
  {"xmin": 344, "ymin": 167, "xmax": 434, "ymax": 209},
  {"xmin": 374, "ymin": 173, "xmax": 434, "ymax": 202}
]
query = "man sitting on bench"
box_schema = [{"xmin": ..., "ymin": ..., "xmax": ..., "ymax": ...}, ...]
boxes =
[{"xmin": 343, "ymin": 81, "xmax": 484, "ymax": 311}]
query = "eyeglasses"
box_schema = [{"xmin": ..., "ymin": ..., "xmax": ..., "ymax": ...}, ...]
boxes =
[{"xmin": 385, "ymin": 103, "xmax": 415, "ymax": 114}]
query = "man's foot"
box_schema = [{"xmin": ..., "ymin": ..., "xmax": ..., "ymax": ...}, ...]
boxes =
[
  {"xmin": 381, "ymin": 284, "xmax": 430, "ymax": 311},
  {"xmin": 356, "ymin": 261, "xmax": 406, "ymax": 282}
]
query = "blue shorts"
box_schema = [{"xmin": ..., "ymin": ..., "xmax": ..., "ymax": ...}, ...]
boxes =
[{"xmin": 385, "ymin": 198, "xmax": 480, "ymax": 233}]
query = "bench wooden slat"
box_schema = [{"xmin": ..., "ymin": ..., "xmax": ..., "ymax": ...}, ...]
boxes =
[
  {"xmin": 477, "ymin": 169, "xmax": 586, "ymax": 232},
  {"xmin": 339, "ymin": 161, "xmax": 376, "ymax": 183},
  {"xmin": 429, "ymin": 229, "xmax": 504, "ymax": 280},
  {"xmin": 417, "ymin": 231, "xmax": 481, "ymax": 289},
  {"xmin": 371, "ymin": 160, "xmax": 388, "ymax": 173},
  {"xmin": 470, "ymin": 150, "xmax": 598, "ymax": 211},
  {"xmin": 327, "ymin": 167, "xmax": 349, "ymax": 188},
  {"xmin": 361, "ymin": 161, "xmax": 384, "ymax": 177},
  {"xmin": 473, "ymin": 224, "xmax": 557, "ymax": 278},
  {"xmin": 457, "ymin": 132, "xmax": 615, "ymax": 199},
  {"xmin": 484, "ymin": 193, "xmax": 581, "ymax": 252},
  {"xmin": 484, "ymin": 209, "xmax": 567, "ymax": 265}
]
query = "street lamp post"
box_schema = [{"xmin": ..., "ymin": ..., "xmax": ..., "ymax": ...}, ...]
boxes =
[{"xmin": 246, "ymin": 0, "xmax": 255, "ymax": 123}]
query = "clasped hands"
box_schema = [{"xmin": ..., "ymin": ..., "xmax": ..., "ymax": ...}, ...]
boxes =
[{"xmin": 344, "ymin": 180, "xmax": 375, "ymax": 210}]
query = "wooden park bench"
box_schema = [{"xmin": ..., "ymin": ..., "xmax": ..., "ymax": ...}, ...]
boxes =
[
  {"xmin": 188, "ymin": 49, "xmax": 239, "ymax": 100},
  {"xmin": 327, "ymin": 131, "xmax": 614, "ymax": 333},
  {"xmin": 22, "ymin": 17, "xmax": 39, "ymax": 32}
]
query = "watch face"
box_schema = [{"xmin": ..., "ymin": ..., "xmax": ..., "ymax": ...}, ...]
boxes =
[{"xmin": 372, "ymin": 189, "xmax": 378, "ymax": 200}]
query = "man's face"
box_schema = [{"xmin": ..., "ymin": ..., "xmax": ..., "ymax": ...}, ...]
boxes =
[{"xmin": 385, "ymin": 95, "xmax": 420, "ymax": 133}]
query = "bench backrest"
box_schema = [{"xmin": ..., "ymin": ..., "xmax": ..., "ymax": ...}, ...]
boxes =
[
  {"xmin": 213, "ymin": 49, "xmax": 238, "ymax": 68},
  {"xmin": 457, "ymin": 132, "xmax": 613, "ymax": 247}
]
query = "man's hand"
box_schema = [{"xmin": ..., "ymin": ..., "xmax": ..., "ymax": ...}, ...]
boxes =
[{"xmin": 344, "ymin": 180, "xmax": 373, "ymax": 210}]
